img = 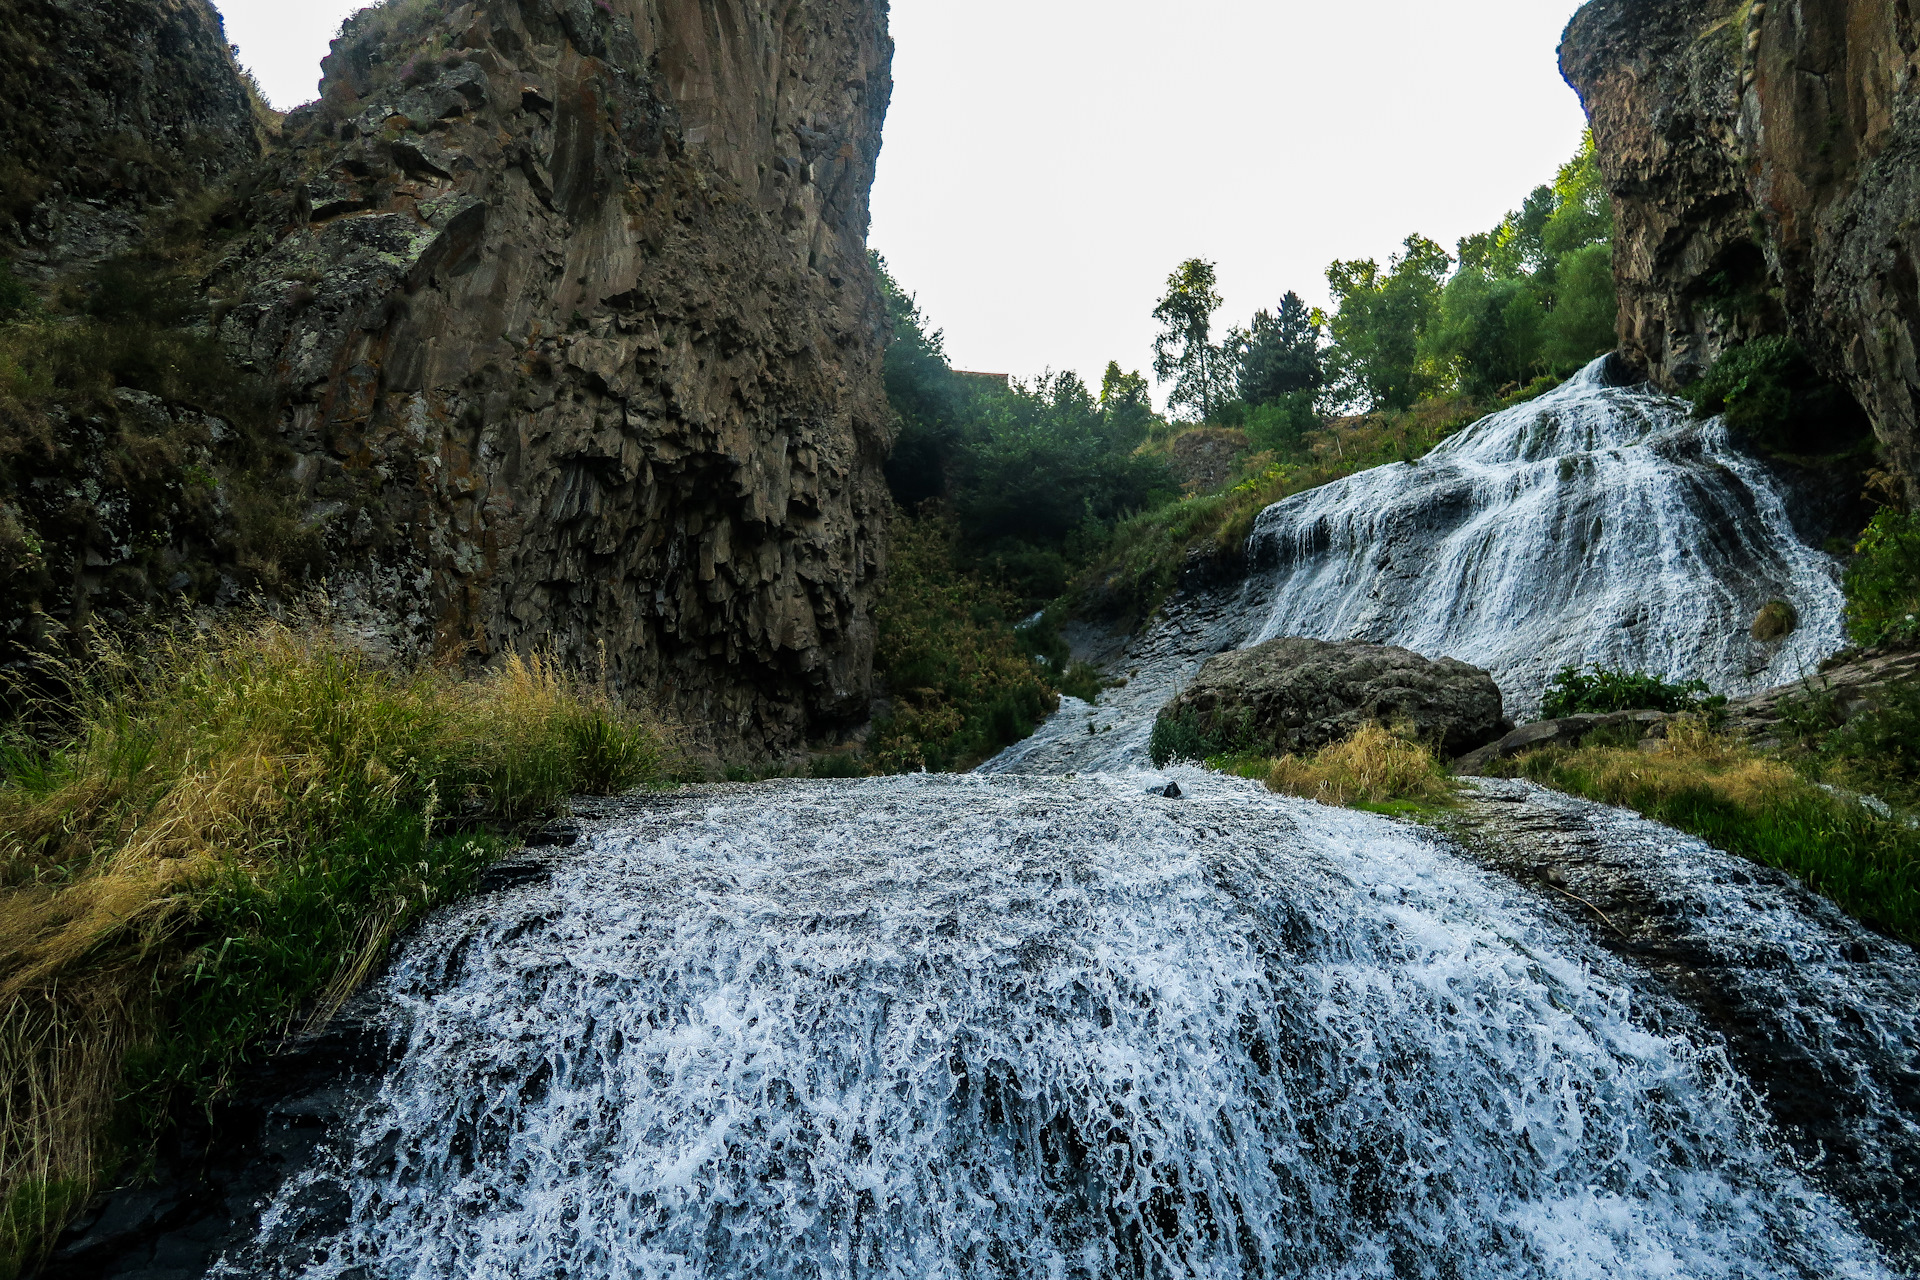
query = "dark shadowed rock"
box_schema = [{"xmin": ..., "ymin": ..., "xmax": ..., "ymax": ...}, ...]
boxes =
[{"xmin": 1152, "ymin": 637, "xmax": 1509, "ymax": 764}]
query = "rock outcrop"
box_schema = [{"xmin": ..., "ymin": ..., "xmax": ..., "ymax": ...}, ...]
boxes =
[
  {"xmin": 1, "ymin": 0, "xmax": 897, "ymax": 759},
  {"xmin": 0, "ymin": 0, "xmax": 265, "ymax": 275},
  {"xmin": 1561, "ymin": 0, "xmax": 1920, "ymax": 501},
  {"xmin": 1151, "ymin": 637, "xmax": 1510, "ymax": 765}
]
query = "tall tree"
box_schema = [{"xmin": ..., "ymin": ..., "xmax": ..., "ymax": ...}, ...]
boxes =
[
  {"xmin": 1152, "ymin": 258, "xmax": 1232, "ymax": 422},
  {"xmin": 1229, "ymin": 291, "xmax": 1322, "ymax": 405},
  {"xmin": 1321, "ymin": 235, "xmax": 1451, "ymax": 412},
  {"xmin": 1099, "ymin": 361, "xmax": 1155, "ymax": 451}
]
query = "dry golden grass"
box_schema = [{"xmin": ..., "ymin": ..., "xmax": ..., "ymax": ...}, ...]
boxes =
[
  {"xmin": 1505, "ymin": 714, "xmax": 1920, "ymax": 944},
  {"xmin": 0, "ymin": 615, "xmax": 690, "ymax": 1275},
  {"xmin": 1263, "ymin": 722, "xmax": 1457, "ymax": 809}
]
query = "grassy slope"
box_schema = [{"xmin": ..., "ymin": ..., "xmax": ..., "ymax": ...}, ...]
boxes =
[{"xmin": 0, "ymin": 616, "xmax": 694, "ymax": 1277}]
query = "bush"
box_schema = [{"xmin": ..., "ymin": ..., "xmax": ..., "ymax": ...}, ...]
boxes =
[
  {"xmin": 868, "ymin": 512, "xmax": 1058, "ymax": 773},
  {"xmin": 1683, "ymin": 336, "xmax": 1873, "ymax": 457},
  {"xmin": 1843, "ymin": 505, "xmax": 1920, "ymax": 648},
  {"xmin": 1539, "ymin": 665, "xmax": 1725, "ymax": 718},
  {"xmin": 1149, "ymin": 704, "xmax": 1262, "ymax": 768},
  {"xmin": 0, "ymin": 615, "xmax": 692, "ymax": 1276}
]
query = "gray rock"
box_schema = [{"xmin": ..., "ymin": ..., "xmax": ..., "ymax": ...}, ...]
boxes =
[{"xmin": 1153, "ymin": 637, "xmax": 1510, "ymax": 764}]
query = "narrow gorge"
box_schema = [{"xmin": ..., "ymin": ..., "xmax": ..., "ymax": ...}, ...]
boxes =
[{"xmin": 5, "ymin": 0, "xmax": 1918, "ymax": 1277}]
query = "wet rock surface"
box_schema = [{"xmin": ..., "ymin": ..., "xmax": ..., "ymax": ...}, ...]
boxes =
[
  {"xmin": 1437, "ymin": 778, "xmax": 1920, "ymax": 1269},
  {"xmin": 1158, "ymin": 636, "xmax": 1510, "ymax": 758},
  {"xmin": 42, "ymin": 1000, "xmax": 395, "ymax": 1280}
]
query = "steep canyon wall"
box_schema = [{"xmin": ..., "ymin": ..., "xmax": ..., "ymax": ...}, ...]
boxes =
[
  {"xmin": 1562, "ymin": 0, "xmax": 1920, "ymax": 501},
  {"xmin": 2, "ymin": 0, "xmax": 896, "ymax": 758}
]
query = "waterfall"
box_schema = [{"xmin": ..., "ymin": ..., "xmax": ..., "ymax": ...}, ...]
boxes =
[
  {"xmin": 195, "ymin": 365, "xmax": 1917, "ymax": 1279},
  {"xmin": 210, "ymin": 775, "xmax": 1904, "ymax": 1279},
  {"xmin": 1244, "ymin": 357, "xmax": 1844, "ymax": 719}
]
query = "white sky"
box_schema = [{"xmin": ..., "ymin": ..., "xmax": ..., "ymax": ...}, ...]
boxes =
[{"xmin": 214, "ymin": 0, "xmax": 1592, "ymax": 399}]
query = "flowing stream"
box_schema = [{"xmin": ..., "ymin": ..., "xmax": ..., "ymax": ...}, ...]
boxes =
[{"xmin": 204, "ymin": 362, "xmax": 1916, "ymax": 1279}]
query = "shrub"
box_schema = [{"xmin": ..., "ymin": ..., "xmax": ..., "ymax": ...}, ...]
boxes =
[
  {"xmin": 1539, "ymin": 664, "xmax": 1725, "ymax": 718},
  {"xmin": 868, "ymin": 511, "xmax": 1058, "ymax": 773},
  {"xmin": 1843, "ymin": 505, "xmax": 1920, "ymax": 648},
  {"xmin": 1149, "ymin": 704, "xmax": 1262, "ymax": 768},
  {"xmin": 1263, "ymin": 722, "xmax": 1456, "ymax": 811},
  {"xmin": 0, "ymin": 615, "xmax": 691, "ymax": 1276},
  {"xmin": 1683, "ymin": 336, "xmax": 1873, "ymax": 457}
]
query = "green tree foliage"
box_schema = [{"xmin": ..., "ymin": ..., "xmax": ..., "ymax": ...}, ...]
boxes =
[
  {"xmin": 1844, "ymin": 506, "xmax": 1920, "ymax": 648},
  {"xmin": 1228, "ymin": 291, "xmax": 1322, "ymax": 405},
  {"xmin": 1539, "ymin": 665, "xmax": 1725, "ymax": 717},
  {"xmin": 1099, "ymin": 362, "xmax": 1155, "ymax": 453},
  {"xmin": 1152, "ymin": 258, "xmax": 1234, "ymax": 422},
  {"xmin": 1321, "ymin": 235, "xmax": 1452, "ymax": 412},
  {"xmin": 1423, "ymin": 136, "xmax": 1619, "ymax": 398},
  {"xmin": 873, "ymin": 256, "xmax": 1174, "ymax": 604}
]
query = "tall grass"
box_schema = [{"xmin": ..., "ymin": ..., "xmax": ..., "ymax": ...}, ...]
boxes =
[
  {"xmin": 0, "ymin": 616, "xmax": 691, "ymax": 1277},
  {"xmin": 1259, "ymin": 722, "xmax": 1458, "ymax": 813},
  {"xmin": 1501, "ymin": 718, "xmax": 1920, "ymax": 943}
]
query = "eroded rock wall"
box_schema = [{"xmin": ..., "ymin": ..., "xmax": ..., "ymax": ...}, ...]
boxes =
[
  {"xmin": 209, "ymin": 0, "xmax": 894, "ymax": 756},
  {"xmin": 0, "ymin": 0, "xmax": 263, "ymax": 274},
  {"xmin": 1562, "ymin": 0, "xmax": 1920, "ymax": 500}
]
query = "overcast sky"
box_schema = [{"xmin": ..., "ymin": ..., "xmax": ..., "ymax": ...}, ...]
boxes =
[{"xmin": 214, "ymin": 0, "xmax": 1592, "ymax": 400}]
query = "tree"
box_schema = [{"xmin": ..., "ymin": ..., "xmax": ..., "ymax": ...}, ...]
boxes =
[
  {"xmin": 1099, "ymin": 361, "xmax": 1155, "ymax": 452},
  {"xmin": 1321, "ymin": 235, "xmax": 1451, "ymax": 412},
  {"xmin": 1228, "ymin": 291, "xmax": 1322, "ymax": 406},
  {"xmin": 1152, "ymin": 258, "xmax": 1233, "ymax": 422}
]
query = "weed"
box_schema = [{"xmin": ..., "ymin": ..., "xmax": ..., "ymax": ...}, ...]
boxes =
[
  {"xmin": 1503, "ymin": 720, "xmax": 1919, "ymax": 943},
  {"xmin": 1262, "ymin": 722, "xmax": 1458, "ymax": 811},
  {"xmin": 1843, "ymin": 505, "xmax": 1920, "ymax": 648}
]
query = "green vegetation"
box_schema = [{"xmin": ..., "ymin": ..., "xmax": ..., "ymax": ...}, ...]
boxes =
[
  {"xmin": 1539, "ymin": 664, "xmax": 1727, "ymax": 718},
  {"xmin": 1683, "ymin": 335, "xmax": 1874, "ymax": 458},
  {"xmin": 866, "ymin": 515, "xmax": 1059, "ymax": 773},
  {"xmin": 1201, "ymin": 722, "xmax": 1457, "ymax": 815},
  {"xmin": 1843, "ymin": 504, "xmax": 1920, "ymax": 648},
  {"xmin": 1495, "ymin": 717, "xmax": 1920, "ymax": 943},
  {"xmin": 0, "ymin": 616, "xmax": 693, "ymax": 1277}
]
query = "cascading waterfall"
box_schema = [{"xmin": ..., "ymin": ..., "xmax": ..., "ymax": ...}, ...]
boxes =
[
  {"xmin": 203, "ymin": 364, "xmax": 1916, "ymax": 1279},
  {"xmin": 214, "ymin": 775, "xmax": 1901, "ymax": 1279},
  {"xmin": 1245, "ymin": 356, "xmax": 1844, "ymax": 719}
]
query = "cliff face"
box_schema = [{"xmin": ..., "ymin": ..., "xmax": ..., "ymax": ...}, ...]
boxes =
[
  {"xmin": 3, "ymin": 0, "xmax": 896, "ymax": 758},
  {"xmin": 0, "ymin": 0, "xmax": 263, "ymax": 273},
  {"xmin": 1562, "ymin": 0, "xmax": 1920, "ymax": 500}
]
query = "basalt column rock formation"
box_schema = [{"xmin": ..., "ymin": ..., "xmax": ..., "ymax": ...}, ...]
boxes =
[
  {"xmin": 1562, "ymin": 0, "xmax": 1920, "ymax": 501},
  {"xmin": 212, "ymin": 0, "xmax": 894, "ymax": 756}
]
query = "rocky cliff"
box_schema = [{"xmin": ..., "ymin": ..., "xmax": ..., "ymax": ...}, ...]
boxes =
[
  {"xmin": 0, "ymin": 0, "xmax": 265, "ymax": 274},
  {"xmin": 2, "ymin": 0, "xmax": 896, "ymax": 759},
  {"xmin": 1561, "ymin": 0, "xmax": 1920, "ymax": 501}
]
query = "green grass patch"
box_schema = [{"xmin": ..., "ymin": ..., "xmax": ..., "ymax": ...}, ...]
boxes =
[
  {"xmin": 0, "ymin": 615, "xmax": 694, "ymax": 1277},
  {"xmin": 1496, "ymin": 719, "xmax": 1920, "ymax": 943}
]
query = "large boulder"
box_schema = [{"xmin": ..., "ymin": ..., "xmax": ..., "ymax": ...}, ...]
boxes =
[{"xmin": 1151, "ymin": 637, "xmax": 1509, "ymax": 765}]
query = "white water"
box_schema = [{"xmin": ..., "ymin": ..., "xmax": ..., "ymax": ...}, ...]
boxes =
[
  {"xmin": 211, "ymin": 366, "xmax": 1912, "ymax": 1278},
  {"xmin": 1244, "ymin": 358, "xmax": 1844, "ymax": 718},
  {"xmin": 217, "ymin": 774, "xmax": 1896, "ymax": 1279}
]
